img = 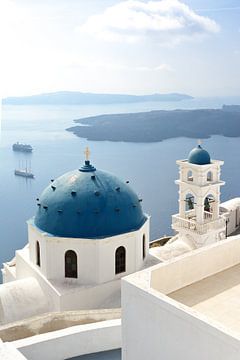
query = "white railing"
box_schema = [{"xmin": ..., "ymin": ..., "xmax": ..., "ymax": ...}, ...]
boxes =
[
  {"xmin": 185, "ymin": 209, "xmax": 195, "ymax": 218},
  {"xmin": 172, "ymin": 214, "xmax": 225, "ymax": 235},
  {"xmin": 204, "ymin": 211, "xmax": 213, "ymax": 221},
  {"xmin": 185, "ymin": 210, "xmax": 214, "ymax": 223}
]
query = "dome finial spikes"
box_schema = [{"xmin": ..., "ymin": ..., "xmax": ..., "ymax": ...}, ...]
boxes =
[{"xmin": 84, "ymin": 146, "xmax": 90, "ymax": 161}]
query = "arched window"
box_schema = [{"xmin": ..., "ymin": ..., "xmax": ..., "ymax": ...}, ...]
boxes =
[
  {"xmin": 65, "ymin": 250, "xmax": 78, "ymax": 278},
  {"xmin": 115, "ymin": 246, "xmax": 126, "ymax": 275},
  {"xmin": 207, "ymin": 171, "xmax": 212, "ymax": 182},
  {"xmin": 143, "ymin": 234, "xmax": 146, "ymax": 260},
  {"xmin": 204, "ymin": 194, "xmax": 215, "ymax": 213},
  {"xmin": 185, "ymin": 193, "xmax": 195, "ymax": 211},
  {"xmin": 187, "ymin": 170, "xmax": 193, "ymax": 182},
  {"xmin": 36, "ymin": 241, "xmax": 41, "ymax": 267}
]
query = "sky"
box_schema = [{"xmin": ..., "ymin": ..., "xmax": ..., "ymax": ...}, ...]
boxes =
[{"xmin": 0, "ymin": 0, "xmax": 240, "ymax": 98}]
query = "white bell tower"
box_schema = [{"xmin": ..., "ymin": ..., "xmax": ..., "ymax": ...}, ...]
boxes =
[{"xmin": 172, "ymin": 142, "xmax": 226, "ymax": 247}]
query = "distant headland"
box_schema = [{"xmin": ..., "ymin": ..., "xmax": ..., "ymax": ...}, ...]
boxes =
[
  {"xmin": 2, "ymin": 91, "xmax": 193, "ymax": 105},
  {"xmin": 67, "ymin": 105, "xmax": 240, "ymax": 143}
]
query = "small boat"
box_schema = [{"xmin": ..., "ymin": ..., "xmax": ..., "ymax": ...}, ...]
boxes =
[
  {"xmin": 14, "ymin": 161, "xmax": 34, "ymax": 179},
  {"xmin": 14, "ymin": 169, "xmax": 34, "ymax": 178},
  {"xmin": 12, "ymin": 142, "xmax": 33, "ymax": 153}
]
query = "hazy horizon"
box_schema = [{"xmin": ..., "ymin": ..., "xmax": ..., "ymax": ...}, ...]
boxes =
[
  {"xmin": 3, "ymin": 91, "xmax": 240, "ymax": 102},
  {"xmin": 3, "ymin": 89, "xmax": 193, "ymax": 98}
]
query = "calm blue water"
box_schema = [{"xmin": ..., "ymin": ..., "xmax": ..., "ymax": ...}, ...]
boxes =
[{"xmin": 1, "ymin": 96, "xmax": 240, "ymax": 283}]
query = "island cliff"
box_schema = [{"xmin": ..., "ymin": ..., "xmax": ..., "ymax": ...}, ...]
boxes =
[{"xmin": 67, "ymin": 105, "xmax": 240, "ymax": 143}]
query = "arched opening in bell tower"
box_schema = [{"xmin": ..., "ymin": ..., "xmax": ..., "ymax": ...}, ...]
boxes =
[
  {"xmin": 185, "ymin": 193, "xmax": 195, "ymax": 211},
  {"xmin": 204, "ymin": 194, "xmax": 215, "ymax": 221},
  {"xmin": 185, "ymin": 193, "xmax": 196, "ymax": 220}
]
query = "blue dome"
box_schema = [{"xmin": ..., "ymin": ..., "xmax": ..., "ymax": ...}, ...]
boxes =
[
  {"xmin": 34, "ymin": 160, "xmax": 147, "ymax": 239},
  {"xmin": 188, "ymin": 145, "xmax": 211, "ymax": 165}
]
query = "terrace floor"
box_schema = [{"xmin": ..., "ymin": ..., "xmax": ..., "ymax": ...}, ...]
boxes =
[{"xmin": 169, "ymin": 264, "xmax": 240, "ymax": 336}]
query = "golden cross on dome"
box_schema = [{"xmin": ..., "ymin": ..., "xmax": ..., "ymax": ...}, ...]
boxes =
[
  {"xmin": 198, "ymin": 139, "xmax": 202, "ymax": 146},
  {"xmin": 84, "ymin": 146, "xmax": 90, "ymax": 161}
]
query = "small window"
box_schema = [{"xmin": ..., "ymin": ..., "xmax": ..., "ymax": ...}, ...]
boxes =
[
  {"xmin": 36, "ymin": 241, "xmax": 41, "ymax": 267},
  {"xmin": 65, "ymin": 250, "xmax": 78, "ymax": 278},
  {"xmin": 187, "ymin": 170, "xmax": 193, "ymax": 182},
  {"xmin": 115, "ymin": 246, "xmax": 126, "ymax": 275},
  {"xmin": 143, "ymin": 234, "xmax": 146, "ymax": 260},
  {"xmin": 207, "ymin": 171, "xmax": 212, "ymax": 182}
]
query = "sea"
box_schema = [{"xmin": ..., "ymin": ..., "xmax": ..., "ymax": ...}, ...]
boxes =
[
  {"xmin": 1, "ymin": 95, "xmax": 240, "ymax": 282},
  {"xmin": 2, "ymin": 96, "xmax": 240, "ymax": 360}
]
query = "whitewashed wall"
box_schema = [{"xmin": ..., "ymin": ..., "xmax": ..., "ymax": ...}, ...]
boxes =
[
  {"xmin": 14, "ymin": 319, "xmax": 121, "ymax": 360},
  {"xmin": 0, "ymin": 278, "xmax": 49, "ymax": 325},
  {"xmin": 28, "ymin": 218, "xmax": 149, "ymax": 285},
  {"xmin": 0, "ymin": 339, "xmax": 27, "ymax": 360},
  {"xmin": 220, "ymin": 199, "xmax": 240, "ymax": 236},
  {"xmin": 151, "ymin": 235, "xmax": 240, "ymax": 294},
  {"xmin": 122, "ymin": 236, "xmax": 240, "ymax": 360},
  {"xmin": 122, "ymin": 278, "xmax": 240, "ymax": 360}
]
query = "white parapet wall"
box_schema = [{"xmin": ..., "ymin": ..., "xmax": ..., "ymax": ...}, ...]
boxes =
[
  {"xmin": 0, "ymin": 278, "xmax": 49, "ymax": 325},
  {"xmin": 151, "ymin": 234, "xmax": 240, "ymax": 294},
  {"xmin": 122, "ymin": 235, "xmax": 240, "ymax": 360},
  {"xmin": 14, "ymin": 319, "xmax": 121, "ymax": 360},
  {"xmin": 0, "ymin": 339, "xmax": 27, "ymax": 360},
  {"xmin": 220, "ymin": 198, "xmax": 240, "ymax": 236}
]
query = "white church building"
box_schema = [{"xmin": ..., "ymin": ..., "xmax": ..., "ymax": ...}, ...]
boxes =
[
  {"xmin": 1, "ymin": 144, "xmax": 240, "ymax": 359},
  {"xmin": 1, "ymin": 149, "xmax": 153, "ymax": 325}
]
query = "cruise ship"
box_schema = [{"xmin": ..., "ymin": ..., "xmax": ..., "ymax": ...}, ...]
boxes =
[{"xmin": 12, "ymin": 142, "xmax": 33, "ymax": 152}]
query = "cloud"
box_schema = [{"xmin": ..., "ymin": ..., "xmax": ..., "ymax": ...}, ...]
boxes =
[
  {"xmin": 197, "ymin": 7, "xmax": 240, "ymax": 12},
  {"xmin": 134, "ymin": 64, "xmax": 174, "ymax": 71},
  {"xmin": 79, "ymin": 0, "xmax": 220, "ymax": 44},
  {"xmin": 66, "ymin": 58, "xmax": 174, "ymax": 72},
  {"xmin": 154, "ymin": 63, "xmax": 174, "ymax": 71}
]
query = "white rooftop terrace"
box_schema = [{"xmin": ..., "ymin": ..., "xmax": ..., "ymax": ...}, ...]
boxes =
[
  {"xmin": 122, "ymin": 235, "xmax": 240, "ymax": 360},
  {"xmin": 169, "ymin": 263, "xmax": 240, "ymax": 335},
  {"xmin": 150, "ymin": 234, "xmax": 240, "ymax": 339}
]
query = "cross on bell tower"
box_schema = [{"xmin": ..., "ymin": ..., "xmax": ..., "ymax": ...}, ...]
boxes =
[{"xmin": 172, "ymin": 142, "xmax": 226, "ymax": 247}]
